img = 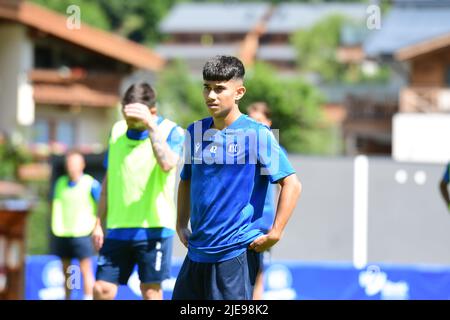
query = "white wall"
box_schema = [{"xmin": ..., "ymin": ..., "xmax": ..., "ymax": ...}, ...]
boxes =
[
  {"xmin": 0, "ymin": 23, "xmax": 34, "ymax": 138},
  {"xmin": 393, "ymin": 113, "xmax": 450, "ymax": 164}
]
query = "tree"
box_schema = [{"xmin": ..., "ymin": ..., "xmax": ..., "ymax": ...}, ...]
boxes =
[
  {"xmin": 292, "ymin": 14, "xmax": 349, "ymax": 82},
  {"xmin": 32, "ymin": 0, "xmax": 180, "ymax": 45},
  {"xmin": 156, "ymin": 60, "xmax": 208, "ymax": 129},
  {"xmin": 32, "ymin": 0, "xmax": 110, "ymax": 30},
  {"xmin": 241, "ymin": 63, "xmax": 332, "ymax": 154},
  {"xmin": 291, "ymin": 14, "xmax": 390, "ymax": 84},
  {"xmin": 96, "ymin": 0, "xmax": 179, "ymax": 45}
]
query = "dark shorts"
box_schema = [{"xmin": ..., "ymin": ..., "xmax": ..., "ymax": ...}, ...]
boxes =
[
  {"xmin": 172, "ymin": 250, "xmax": 261, "ymax": 300},
  {"xmin": 51, "ymin": 235, "xmax": 95, "ymax": 260},
  {"xmin": 95, "ymin": 237, "xmax": 173, "ymax": 285}
]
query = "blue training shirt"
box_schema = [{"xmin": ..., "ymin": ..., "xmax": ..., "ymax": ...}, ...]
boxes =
[
  {"xmin": 104, "ymin": 116, "xmax": 185, "ymax": 241},
  {"xmin": 180, "ymin": 115, "xmax": 296, "ymax": 263},
  {"xmin": 259, "ymin": 146, "xmax": 288, "ymax": 233}
]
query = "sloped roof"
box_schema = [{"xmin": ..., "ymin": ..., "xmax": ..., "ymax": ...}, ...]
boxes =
[
  {"xmin": 0, "ymin": 1, "xmax": 165, "ymax": 71},
  {"xmin": 265, "ymin": 3, "xmax": 367, "ymax": 34},
  {"xmin": 30, "ymin": 69, "xmax": 120, "ymax": 107},
  {"xmin": 396, "ymin": 32, "xmax": 450, "ymax": 60},
  {"xmin": 364, "ymin": 7, "xmax": 450, "ymax": 57},
  {"xmin": 159, "ymin": 3, "xmax": 271, "ymax": 33}
]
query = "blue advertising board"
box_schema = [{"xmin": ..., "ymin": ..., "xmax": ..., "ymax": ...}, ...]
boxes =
[{"xmin": 25, "ymin": 256, "xmax": 450, "ymax": 300}]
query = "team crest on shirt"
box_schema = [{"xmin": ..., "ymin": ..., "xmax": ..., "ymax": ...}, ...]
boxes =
[{"xmin": 227, "ymin": 143, "xmax": 240, "ymax": 155}]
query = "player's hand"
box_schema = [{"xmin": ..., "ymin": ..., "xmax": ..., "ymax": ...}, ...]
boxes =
[
  {"xmin": 176, "ymin": 226, "xmax": 191, "ymax": 248},
  {"xmin": 92, "ymin": 223, "xmax": 104, "ymax": 252},
  {"xmin": 123, "ymin": 103, "xmax": 157, "ymax": 130},
  {"xmin": 248, "ymin": 231, "xmax": 281, "ymax": 253}
]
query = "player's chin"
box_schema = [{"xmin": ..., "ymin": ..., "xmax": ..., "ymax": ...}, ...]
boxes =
[
  {"xmin": 207, "ymin": 106, "xmax": 223, "ymax": 117},
  {"xmin": 126, "ymin": 119, "xmax": 146, "ymax": 130}
]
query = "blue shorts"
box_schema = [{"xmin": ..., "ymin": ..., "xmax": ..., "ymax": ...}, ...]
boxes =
[
  {"xmin": 95, "ymin": 237, "xmax": 173, "ymax": 285},
  {"xmin": 172, "ymin": 250, "xmax": 261, "ymax": 300},
  {"xmin": 51, "ymin": 235, "xmax": 95, "ymax": 260}
]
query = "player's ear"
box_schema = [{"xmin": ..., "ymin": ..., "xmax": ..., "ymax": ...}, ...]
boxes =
[{"xmin": 235, "ymin": 85, "xmax": 246, "ymax": 101}]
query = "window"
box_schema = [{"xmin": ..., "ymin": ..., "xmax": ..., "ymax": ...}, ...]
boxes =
[
  {"xmin": 32, "ymin": 119, "xmax": 50, "ymax": 144},
  {"xmin": 32, "ymin": 118, "xmax": 76, "ymax": 147},
  {"xmin": 55, "ymin": 120, "xmax": 75, "ymax": 147}
]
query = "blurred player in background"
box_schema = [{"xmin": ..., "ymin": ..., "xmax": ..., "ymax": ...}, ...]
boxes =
[
  {"xmin": 247, "ymin": 101, "xmax": 283, "ymax": 300},
  {"xmin": 51, "ymin": 150, "xmax": 100, "ymax": 300},
  {"xmin": 92, "ymin": 83, "xmax": 184, "ymax": 300}
]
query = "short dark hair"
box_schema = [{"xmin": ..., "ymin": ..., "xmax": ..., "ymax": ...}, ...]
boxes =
[
  {"xmin": 247, "ymin": 102, "xmax": 272, "ymax": 120},
  {"xmin": 122, "ymin": 82, "xmax": 156, "ymax": 108},
  {"xmin": 203, "ymin": 55, "xmax": 245, "ymax": 81}
]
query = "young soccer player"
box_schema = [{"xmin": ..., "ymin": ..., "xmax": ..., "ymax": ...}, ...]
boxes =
[
  {"xmin": 92, "ymin": 83, "xmax": 184, "ymax": 300},
  {"xmin": 173, "ymin": 55, "xmax": 302, "ymax": 300}
]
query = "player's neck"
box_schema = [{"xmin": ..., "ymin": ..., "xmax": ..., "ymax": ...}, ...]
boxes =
[
  {"xmin": 69, "ymin": 173, "xmax": 83, "ymax": 183},
  {"xmin": 213, "ymin": 108, "xmax": 242, "ymax": 130}
]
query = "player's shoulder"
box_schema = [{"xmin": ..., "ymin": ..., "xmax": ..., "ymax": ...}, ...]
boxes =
[
  {"xmin": 82, "ymin": 173, "xmax": 96, "ymax": 182},
  {"xmin": 110, "ymin": 120, "xmax": 128, "ymax": 138},
  {"xmin": 186, "ymin": 117, "xmax": 213, "ymax": 132},
  {"xmin": 159, "ymin": 117, "xmax": 184, "ymax": 136},
  {"xmin": 56, "ymin": 175, "xmax": 69, "ymax": 184},
  {"xmin": 112, "ymin": 119, "xmax": 127, "ymax": 129},
  {"xmin": 241, "ymin": 115, "xmax": 271, "ymax": 131}
]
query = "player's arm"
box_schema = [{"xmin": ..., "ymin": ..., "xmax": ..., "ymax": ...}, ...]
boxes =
[
  {"xmin": 176, "ymin": 179, "xmax": 191, "ymax": 248},
  {"xmin": 123, "ymin": 102, "xmax": 179, "ymax": 172},
  {"xmin": 249, "ymin": 174, "xmax": 302, "ymax": 252},
  {"xmin": 148, "ymin": 127, "xmax": 180, "ymax": 172},
  {"xmin": 92, "ymin": 174, "xmax": 107, "ymax": 251},
  {"xmin": 439, "ymin": 177, "xmax": 450, "ymax": 211}
]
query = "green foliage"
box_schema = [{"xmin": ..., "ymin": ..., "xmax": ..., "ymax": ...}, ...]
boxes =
[
  {"xmin": 0, "ymin": 135, "xmax": 32, "ymax": 181},
  {"xmin": 25, "ymin": 181, "xmax": 51, "ymax": 255},
  {"xmin": 292, "ymin": 14, "xmax": 390, "ymax": 84},
  {"xmin": 156, "ymin": 60, "xmax": 208, "ymax": 129},
  {"xmin": 242, "ymin": 63, "xmax": 333, "ymax": 154},
  {"xmin": 32, "ymin": 0, "xmax": 179, "ymax": 45},
  {"xmin": 292, "ymin": 14, "xmax": 349, "ymax": 82},
  {"xmin": 96, "ymin": 0, "xmax": 179, "ymax": 45}
]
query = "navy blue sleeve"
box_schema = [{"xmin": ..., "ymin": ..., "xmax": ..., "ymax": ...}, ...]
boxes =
[
  {"xmin": 180, "ymin": 126, "xmax": 192, "ymax": 181},
  {"xmin": 444, "ymin": 163, "xmax": 450, "ymax": 184},
  {"xmin": 258, "ymin": 127, "xmax": 295, "ymax": 183},
  {"xmin": 90, "ymin": 179, "xmax": 102, "ymax": 202}
]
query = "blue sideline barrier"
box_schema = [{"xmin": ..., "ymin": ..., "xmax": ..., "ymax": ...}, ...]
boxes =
[{"xmin": 25, "ymin": 255, "xmax": 450, "ymax": 300}]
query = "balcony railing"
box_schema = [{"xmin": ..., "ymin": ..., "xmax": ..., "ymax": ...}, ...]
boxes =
[{"xmin": 400, "ymin": 87, "xmax": 450, "ymax": 113}]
